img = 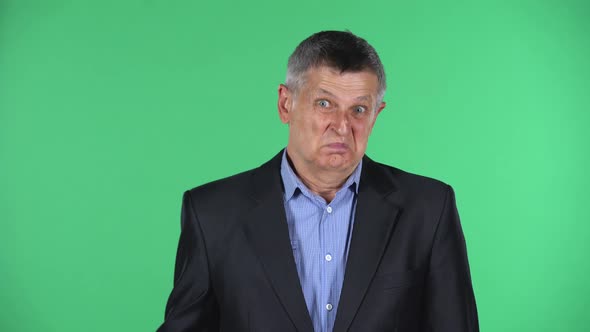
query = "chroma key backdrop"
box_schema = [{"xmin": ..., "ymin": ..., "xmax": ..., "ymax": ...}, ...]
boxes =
[{"xmin": 1, "ymin": 1, "xmax": 589, "ymax": 331}]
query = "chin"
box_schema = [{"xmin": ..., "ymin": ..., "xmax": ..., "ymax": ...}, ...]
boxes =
[{"xmin": 323, "ymin": 155, "xmax": 352, "ymax": 170}]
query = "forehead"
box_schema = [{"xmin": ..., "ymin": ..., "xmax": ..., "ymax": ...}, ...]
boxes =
[{"xmin": 302, "ymin": 66, "xmax": 379, "ymax": 99}]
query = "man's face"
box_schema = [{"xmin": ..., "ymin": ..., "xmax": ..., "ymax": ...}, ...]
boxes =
[{"xmin": 278, "ymin": 66, "xmax": 385, "ymax": 176}]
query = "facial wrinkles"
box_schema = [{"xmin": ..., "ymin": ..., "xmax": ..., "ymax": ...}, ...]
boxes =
[
  {"xmin": 313, "ymin": 84, "xmax": 375, "ymax": 151},
  {"xmin": 289, "ymin": 67, "xmax": 379, "ymax": 167},
  {"xmin": 317, "ymin": 79, "xmax": 376, "ymax": 109}
]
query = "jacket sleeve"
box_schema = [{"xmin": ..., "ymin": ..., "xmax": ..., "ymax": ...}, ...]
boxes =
[
  {"xmin": 422, "ymin": 186, "xmax": 479, "ymax": 331},
  {"xmin": 157, "ymin": 191, "xmax": 219, "ymax": 332}
]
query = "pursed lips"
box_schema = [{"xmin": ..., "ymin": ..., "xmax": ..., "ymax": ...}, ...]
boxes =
[{"xmin": 324, "ymin": 142, "xmax": 349, "ymax": 151}]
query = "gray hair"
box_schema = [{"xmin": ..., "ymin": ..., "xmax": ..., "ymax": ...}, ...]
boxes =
[{"xmin": 285, "ymin": 30, "xmax": 386, "ymax": 108}]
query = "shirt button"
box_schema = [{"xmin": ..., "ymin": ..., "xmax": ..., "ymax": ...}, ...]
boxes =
[
  {"xmin": 326, "ymin": 206, "xmax": 333, "ymax": 213},
  {"xmin": 326, "ymin": 303, "xmax": 333, "ymax": 311},
  {"xmin": 325, "ymin": 254, "xmax": 332, "ymax": 262}
]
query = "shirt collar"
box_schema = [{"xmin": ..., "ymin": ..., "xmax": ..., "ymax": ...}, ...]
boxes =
[{"xmin": 280, "ymin": 148, "xmax": 362, "ymax": 201}]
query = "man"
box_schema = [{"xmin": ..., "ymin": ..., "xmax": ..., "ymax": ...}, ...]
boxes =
[{"xmin": 158, "ymin": 31, "xmax": 479, "ymax": 332}]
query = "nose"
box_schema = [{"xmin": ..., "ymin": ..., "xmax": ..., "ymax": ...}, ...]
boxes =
[{"xmin": 331, "ymin": 110, "xmax": 350, "ymax": 136}]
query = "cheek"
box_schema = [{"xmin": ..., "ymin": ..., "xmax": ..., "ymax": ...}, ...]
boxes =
[
  {"xmin": 308, "ymin": 115, "xmax": 330, "ymax": 136},
  {"xmin": 352, "ymin": 121, "xmax": 372, "ymax": 141},
  {"xmin": 292, "ymin": 113, "xmax": 324, "ymax": 146}
]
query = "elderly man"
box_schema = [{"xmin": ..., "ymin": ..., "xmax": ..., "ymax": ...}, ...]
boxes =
[{"xmin": 158, "ymin": 31, "xmax": 479, "ymax": 332}]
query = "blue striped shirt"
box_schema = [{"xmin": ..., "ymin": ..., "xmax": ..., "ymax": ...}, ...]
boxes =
[{"xmin": 280, "ymin": 150, "xmax": 362, "ymax": 332}]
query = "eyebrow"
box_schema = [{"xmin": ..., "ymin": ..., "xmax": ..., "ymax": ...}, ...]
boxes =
[{"xmin": 317, "ymin": 88, "xmax": 372, "ymax": 102}]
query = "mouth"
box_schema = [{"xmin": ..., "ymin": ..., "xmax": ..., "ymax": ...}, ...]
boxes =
[{"xmin": 324, "ymin": 143, "xmax": 349, "ymax": 151}]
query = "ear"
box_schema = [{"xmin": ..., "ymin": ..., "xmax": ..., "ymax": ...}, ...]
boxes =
[
  {"xmin": 375, "ymin": 101, "xmax": 386, "ymax": 117},
  {"xmin": 369, "ymin": 101, "xmax": 386, "ymax": 131},
  {"xmin": 278, "ymin": 84, "xmax": 292, "ymax": 124}
]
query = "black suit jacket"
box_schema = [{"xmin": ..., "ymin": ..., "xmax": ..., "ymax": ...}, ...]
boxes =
[{"xmin": 158, "ymin": 151, "xmax": 479, "ymax": 331}]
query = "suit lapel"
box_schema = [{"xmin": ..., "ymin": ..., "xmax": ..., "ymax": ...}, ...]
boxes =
[
  {"xmin": 333, "ymin": 156, "xmax": 401, "ymax": 332},
  {"xmin": 243, "ymin": 151, "xmax": 314, "ymax": 332}
]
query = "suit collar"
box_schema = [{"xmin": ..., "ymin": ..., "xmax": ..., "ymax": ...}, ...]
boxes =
[
  {"xmin": 280, "ymin": 149, "xmax": 363, "ymax": 202},
  {"xmin": 358, "ymin": 154, "xmax": 399, "ymax": 195},
  {"xmin": 245, "ymin": 150, "xmax": 401, "ymax": 332},
  {"xmin": 333, "ymin": 155, "xmax": 401, "ymax": 332},
  {"xmin": 248, "ymin": 150, "xmax": 397, "ymax": 202},
  {"xmin": 244, "ymin": 150, "xmax": 315, "ymax": 332}
]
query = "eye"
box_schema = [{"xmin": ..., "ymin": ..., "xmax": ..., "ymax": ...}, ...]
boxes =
[
  {"xmin": 317, "ymin": 99, "xmax": 330, "ymax": 108},
  {"xmin": 354, "ymin": 106, "xmax": 367, "ymax": 114}
]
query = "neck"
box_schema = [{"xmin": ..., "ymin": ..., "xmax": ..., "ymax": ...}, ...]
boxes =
[{"xmin": 286, "ymin": 152, "xmax": 356, "ymax": 203}]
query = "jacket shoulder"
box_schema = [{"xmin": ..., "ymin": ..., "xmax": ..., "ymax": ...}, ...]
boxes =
[
  {"xmin": 185, "ymin": 167, "xmax": 256, "ymax": 208},
  {"xmin": 182, "ymin": 151, "xmax": 283, "ymax": 214},
  {"xmin": 366, "ymin": 158, "xmax": 452, "ymax": 202},
  {"xmin": 372, "ymin": 158, "xmax": 449, "ymax": 186}
]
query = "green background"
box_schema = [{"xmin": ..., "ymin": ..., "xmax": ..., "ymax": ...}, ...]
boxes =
[{"xmin": 1, "ymin": 0, "xmax": 589, "ymax": 331}]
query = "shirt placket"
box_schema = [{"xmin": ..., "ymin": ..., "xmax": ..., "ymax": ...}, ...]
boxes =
[{"xmin": 321, "ymin": 196, "xmax": 339, "ymax": 332}]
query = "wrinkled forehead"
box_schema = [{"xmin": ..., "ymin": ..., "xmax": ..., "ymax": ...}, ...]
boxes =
[
  {"xmin": 303, "ymin": 66, "xmax": 380, "ymax": 99},
  {"xmin": 313, "ymin": 87, "xmax": 373, "ymax": 103}
]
